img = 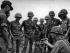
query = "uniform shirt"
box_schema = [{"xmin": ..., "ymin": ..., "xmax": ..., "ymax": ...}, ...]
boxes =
[
  {"xmin": 51, "ymin": 18, "xmax": 61, "ymax": 26},
  {"xmin": 39, "ymin": 24, "xmax": 45, "ymax": 39},
  {"xmin": 21, "ymin": 19, "xmax": 34, "ymax": 39},
  {"xmin": 51, "ymin": 39, "xmax": 70, "ymax": 53},
  {"xmin": 10, "ymin": 20, "xmax": 22, "ymax": 35},
  {"xmin": 60, "ymin": 18, "xmax": 70, "ymax": 34},
  {"xmin": 33, "ymin": 24, "xmax": 40, "ymax": 41}
]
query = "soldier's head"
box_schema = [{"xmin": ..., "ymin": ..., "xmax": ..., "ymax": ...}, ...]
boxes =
[
  {"xmin": 33, "ymin": 17, "xmax": 38, "ymax": 24},
  {"xmin": 15, "ymin": 13, "xmax": 22, "ymax": 21},
  {"xmin": 58, "ymin": 9, "xmax": 68, "ymax": 20},
  {"xmin": 27, "ymin": 11, "xmax": 34, "ymax": 20},
  {"xmin": 49, "ymin": 11, "xmax": 55, "ymax": 19},
  {"xmin": 1, "ymin": 0, "xmax": 13, "ymax": 12},
  {"xmin": 45, "ymin": 16, "xmax": 51, "ymax": 23},
  {"xmin": 1, "ymin": 0, "xmax": 13, "ymax": 18},
  {"xmin": 50, "ymin": 26, "xmax": 65, "ymax": 41},
  {"xmin": 40, "ymin": 18, "xmax": 44, "ymax": 24}
]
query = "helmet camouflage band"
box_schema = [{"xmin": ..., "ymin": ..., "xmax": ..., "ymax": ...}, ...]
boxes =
[
  {"xmin": 15, "ymin": 13, "xmax": 22, "ymax": 18},
  {"xmin": 50, "ymin": 26, "xmax": 63, "ymax": 35}
]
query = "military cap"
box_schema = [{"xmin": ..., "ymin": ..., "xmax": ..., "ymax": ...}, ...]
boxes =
[
  {"xmin": 40, "ymin": 18, "xmax": 44, "ymax": 22},
  {"xmin": 50, "ymin": 26, "xmax": 63, "ymax": 35},
  {"xmin": 28, "ymin": 11, "xmax": 34, "ymax": 17},
  {"xmin": 49, "ymin": 11, "xmax": 55, "ymax": 16},
  {"xmin": 15, "ymin": 13, "xmax": 22, "ymax": 18},
  {"xmin": 1, "ymin": 0, "xmax": 13, "ymax": 10},
  {"xmin": 33, "ymin": 17, "xmax": 38, "ymax": 21},
  {"xmin": 45, "ymin": 16, "xmax": 51, "ymax": 20}
]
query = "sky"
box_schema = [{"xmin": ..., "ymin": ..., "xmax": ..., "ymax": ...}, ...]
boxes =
[{"xmin": 0, "ymin": 0, "xmax": 70, "ymax": 24}]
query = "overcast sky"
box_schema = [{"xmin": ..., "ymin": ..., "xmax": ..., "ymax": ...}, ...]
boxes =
[{"xmin": 0, "ymin": 0, "xmax": 70, "ymax": 23}]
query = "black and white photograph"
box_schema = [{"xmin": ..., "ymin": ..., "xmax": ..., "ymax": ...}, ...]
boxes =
[{"xmin": 0, "ymin": 0, "xmax": 70, "ymax": 53}]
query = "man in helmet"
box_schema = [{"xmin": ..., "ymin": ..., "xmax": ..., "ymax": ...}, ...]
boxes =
[
  {"xmin": 43, "ymin": 26, "xmax": 70, "ymax": 53},
  {"xmin": 49, "ymin": 11, "xmax": 61, "ymax": 26},
  {"xmin": 10, "ymin": 13, "xmax": 23, "ymax": 53},
  {"xmin": 39, "ymin": 18, "xmax": 44, "ymax": 39},
  {"xmin": 21, "ymin": 11, "xmax": 34, "ymax": 53},
  {"xmin": 32, "ymin": 17, "xmax": 42, "ymax": 53},
  {"xmin": 0, "ymin": 0, "xmax": 13, "ymax": 50},
  {"xmin": 58, "ymin": 9, "xmax": 70, "ymax": 43},
  {"xmin": 44, "ymin": 16, "xmax": 52, "ymax": 38}
]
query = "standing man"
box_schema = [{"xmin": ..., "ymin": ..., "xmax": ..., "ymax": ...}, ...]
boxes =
[
  {"xmin": 49, "ymin": 11, "xmax": 61, "ymax": 26},
  {"xmin": 0, "ymin": 0, "xmax": 13, "ymax": 51},
  {"xmin": 58, "ymin": 9, "xmax": 70, "ymax": 43},
  {"xmin": 21, "ymin": 11, "xmax": 34, "ymax": 53},
  {"xmin": 10, "ymin": 13, "xmax": 23, "ymax": 53},
  {"xmin": 39, "ymin": 18, "xmax": 45, "ymax": 39}
]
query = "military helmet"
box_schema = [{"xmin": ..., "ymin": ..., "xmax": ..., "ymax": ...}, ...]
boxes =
[
  {"xmin": 40, "ymin": 18, "xmax": 44, "ymax": 22},
  {"xmin": 1, "ymin": 0, "xmax": 13, "ymax": 10},
  {"xmin": 15, "ymin": 13, "xmax": 22, "ymax": 18},
  {"xmin": 28, "ymin": 11, "xmax": 34, "ymax": 17},
  {"xmin": 45, "ymin": 16, "xmax": 51, "ymax": 20},
  {"xmin": 33, "ymin": 17, "xmax": 38, "ymax": 21},
  {"xmin": 50, "ymin": 26, "xmax": 63, "ymax": 35},
  {"xmin": 58, "ymin": 9, "xmax": 68, "ymax": 17},
  {"xmin": 49, "ymin": 11, "xmax": 55, "ymax": 16}
]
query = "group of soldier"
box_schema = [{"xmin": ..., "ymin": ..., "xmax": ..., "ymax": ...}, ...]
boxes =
[{"xmin": 0, "ymin": 0, "xmax": 70, "ymax": 53}]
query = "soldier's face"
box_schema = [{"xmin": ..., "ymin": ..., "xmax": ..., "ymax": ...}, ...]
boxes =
[
  {"xmin": 4, "ymin": 5, "xmax": 11, "ymax": 12},
  {"xmin": 16, "ymin": 18, "xmax": 21, "ymax": 21},
  {"xmin": 40, "ymin": 21, "xmax": 44, "ymax": 24},
  {"xmin": 46, "ymin": 19, "xmax": 51, "ymax": 23},
  {"xmin": 33, "ymin": 20, "xmax": 37, "ymax": 24},
  {"xmin": 49, "ymin": 14, "xmax": 55, "ymax": 18}
]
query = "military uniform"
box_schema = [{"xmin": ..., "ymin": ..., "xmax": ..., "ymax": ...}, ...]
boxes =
[
  {"xmin": 58, "ymin": 9, "xmax": 70, "ymax": 43},
  {"xmin": 0, "ymin": 10, "xmax": 8, "ymax": 53},
  {"xmin": 32, "ymin": 17, "xmax": 42, "ymax": 53},
  {"xmin": 21, "ymin": 11, "xmax": 34, "ymax": 53},
  {"xmin": 10, "ymin": 13, "xmax": 22, "ymax": 53},
  {"xmin": 50, "ymin": 26, "xmax": 70, "ymax": 53},
  {"xmin": 39, "ymin": 18, "xmax": 45, "ymax": 39}
]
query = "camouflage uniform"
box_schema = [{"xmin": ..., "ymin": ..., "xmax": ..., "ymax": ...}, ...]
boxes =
[
  {"xmin": 39, "ymin": 18, "xmax": 45, "ymax": 39},
  {"xmin": 10, "ymin": 13, "xmax": 22, "ymax": 53},
  {"xmin": 0, "ymin": 11, "xmax": 7, "ymax": 53},
  {"xmin": 50, "ymin": 26, "xmax": 70, "ymax": 53},
  {"xmin": 58, "ymin": 9, "xmax": 70, "ymax": 43},
  {"xmin": 31, "ymin": 17, "xmax": 42, "ymax": 53},
  {"xmin": 49, "ymin": 11, "xmax": 61, "ymax": 26},
  {"xmin": 21, "ymin": 11, "xmax": 34, "ymax": 53}
]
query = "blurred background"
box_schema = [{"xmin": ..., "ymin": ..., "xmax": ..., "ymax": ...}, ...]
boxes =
[{"xmin": 0, "ymin": 0, "xmax": 70, "ymax": 24}]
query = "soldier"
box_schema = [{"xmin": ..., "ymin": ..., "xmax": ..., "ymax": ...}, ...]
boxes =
[
  {"xmin": 44, "ymin": 16, "xmax": 52, "ymax": 53},
  {"xmin": 0, "ymin": 12, "xmax": 8, "ymax": 53},
  {"xmin": 44, "ymin": 16, "xmax": 52, "ymax": 38},
  {"xmin": 32, "ymin": 17, "xmax": 42, "ymax": 53},
  {"xmin": 58, "ymin": 9, "xmax": 70, "ymax": 43},
  {"xmin": 39, "ymin": 18, "xmax": 44, "ymax": 39},
  {"xmin": 21, "ymin": 11, "xmax": 34, "ymax": 53},
  {"xmin": 0, "ymin": 0, "xmax": 13, "ymax": 51},
  {"xmin": 10, "ymin": 13, "xmax": 23, "ymax": 53},
  {"xmin": 43, "ymin": 26, "xmax": 70, "ymax": 53},
  {"xmin": 49, "ymin": 11, "xmax": 61, "ymax": 26}
]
